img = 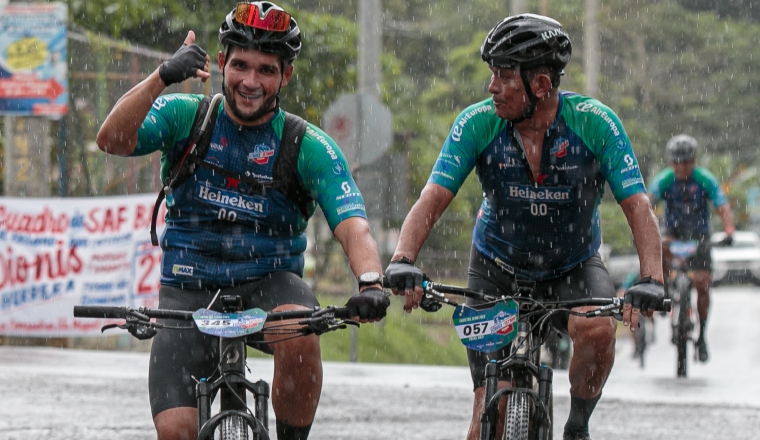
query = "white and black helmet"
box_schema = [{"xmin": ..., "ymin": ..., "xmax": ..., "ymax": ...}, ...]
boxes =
[{"xmin": 665, "ymin": 134, "xmax": 698, "ymax": 164}]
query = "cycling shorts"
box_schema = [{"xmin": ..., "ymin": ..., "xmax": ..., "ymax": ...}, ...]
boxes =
[
  {"xmin": 148, "ymin": 271, "xmax": 319, "ymax": 418},
  {"xmin": 465, "ymin": 247, "xmax": 615, "ymax": 390}
]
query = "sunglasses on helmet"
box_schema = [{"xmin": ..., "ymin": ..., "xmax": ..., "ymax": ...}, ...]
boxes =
[{"xmin": 234, "ymin": 2, "xmax": 292, "ymax": 32}]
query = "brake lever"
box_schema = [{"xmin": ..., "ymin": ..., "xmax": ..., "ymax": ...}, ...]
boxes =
[
  {"xmin": 584, "ymin": 303, "xmax": 622, "ymax": 319},
  {"xmin": 423, "ymin": 290, "xmax": 459, "ymax": 308},
  {"xmin": 302, "ymin": 317, "xmax": 360, "ymax": 336},
  {"xmin": 101, "ymin": 317, "xmax": 158, "ymax": 340}
]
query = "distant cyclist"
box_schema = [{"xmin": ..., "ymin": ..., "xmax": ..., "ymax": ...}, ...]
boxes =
[
  {"xmin": 649, "ymin": 134, "xmax": 735, "ymax": 363},
  {"xmin": 95, "ymin": 2, "xmax": 389, "ymax": 439}
]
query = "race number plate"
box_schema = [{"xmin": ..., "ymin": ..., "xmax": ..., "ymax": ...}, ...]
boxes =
[
  {"xmin": 452, "ymin": 300, "xmax": 519, "ymax": 352},
  {"xmin": 192, "ymin": 308, "xmax": 267, "ymax": 338}
]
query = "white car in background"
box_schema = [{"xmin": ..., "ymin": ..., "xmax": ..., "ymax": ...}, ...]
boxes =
[{"xmin": 711, "ymin": 231, "xmax": 760, "ymax": 286}]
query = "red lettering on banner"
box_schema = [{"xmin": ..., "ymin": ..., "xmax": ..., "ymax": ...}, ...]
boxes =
[
  {"xmin": 0, "ymin": 243, "xmax": 83, "ymax": 289},
  {"xmin": 133, "ymin": 202, "xmax": 166, "ymax": 230},
  {"xmin": 134, "ymin": 204, "xmax": 150, "ymax": 230},
  {"xmin": 0, "ymin": 206, "xmax": 69, "ymax": 234},
  {"xmin": 137, "ymin": 253, "xmax": 161, "ymax": 294},
  {"xmin": 86, "ymin": 206, "xmax": 128, "ymax": 233}
]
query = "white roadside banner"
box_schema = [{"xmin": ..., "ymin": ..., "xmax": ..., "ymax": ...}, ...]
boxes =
[{"xmin": 0, "ymin": 194, "xmax": 166, "ymax": 337}]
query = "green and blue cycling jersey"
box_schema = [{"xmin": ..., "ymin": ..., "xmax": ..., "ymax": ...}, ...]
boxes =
[
  {"xmin": 648, "ymin": 166, "xmax": 728, "ymax": 240},
  {"xmin": 429, "ymin": 92, "xmax": 646, "ymax": 281},
  {"xmin": 134, "ymin": 93, "xmax": 367, "ymax": 289}
]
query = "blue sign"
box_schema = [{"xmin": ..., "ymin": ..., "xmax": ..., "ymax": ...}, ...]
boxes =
[{"xmin": 0, "ymin": 2, "xmax": 68, "ymax": 117}]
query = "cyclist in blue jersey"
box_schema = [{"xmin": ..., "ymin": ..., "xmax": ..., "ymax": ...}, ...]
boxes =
[
  {"xmin": 96, "ymin": 3, "xmax": 389, "ymax": 439},
  {"xmin": 648, "ymin": 134, "xmax": 735, "ymax": 363},
  {"xmin": 384, "ymin": 14, "xmax": 664, "ymax": 440}
]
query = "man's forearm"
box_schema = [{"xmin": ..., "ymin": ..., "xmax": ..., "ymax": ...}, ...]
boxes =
[
  {"xmin": 621, "ymin": 193, "xmax": 664, "ymax": 283},
  {"xmin": 391, "ymin": 184, "xmax": 454, "ymax": 263},
  {"xmin": 96, "ymin": 69, "xmax": 166, "ymax": 156},
  {"xmin": 718, "ymin": 204, "xmax": 735, "ymax": 234}
]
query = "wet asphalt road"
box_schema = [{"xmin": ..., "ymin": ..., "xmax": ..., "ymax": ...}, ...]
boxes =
[{"xmin": 2, "ymin": 287, "xmax": 760, "ymax": 439}]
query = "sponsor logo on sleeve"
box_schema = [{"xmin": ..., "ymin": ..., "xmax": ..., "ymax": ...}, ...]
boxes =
[
  {"xmin": 575, "ymin": 102, "xmax": 621, "ymax": 137},
  {"xmin": 336, "ymin": 203, "xmax": 365, "ymax": 215},
  {"xmin": 451, "ymin": 104, "xmax": 493, "ymax": 142},
  {"xmin": 306, "ymin": 127, "xmax": 339, "ymax": 160},
  {"xmin": 619, "ymin": 154, "xmax": 640, "ymax": 174},
  {"xmin": 621, "ymin": 177, "xmax": 644, "ymax": 189}
]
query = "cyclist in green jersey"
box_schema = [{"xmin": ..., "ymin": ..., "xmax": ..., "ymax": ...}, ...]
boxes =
[
  {"xmin": 649, "ymin": 134, "xmax": 735, "ymax": 362},
  {"xmin": 95, "ymin": 3, "xmax": 389, "ymax": 439},
  {"xmin": 385, "ymin": 14, "xmax": 664, "ymax": 440}
]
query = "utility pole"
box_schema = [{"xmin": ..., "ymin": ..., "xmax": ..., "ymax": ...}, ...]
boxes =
[
  {"xmin": 584, "ymin": 0, "xmax": 600, "ymax": 97},
  {"xmin": 351, "ymin": 0, "xmax": 385, "ymax": 363},
  {"xmin": 510, "ymin": 0, "xmax": 528, "ymax": 15}
]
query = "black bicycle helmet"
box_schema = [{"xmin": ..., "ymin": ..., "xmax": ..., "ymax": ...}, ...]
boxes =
[
  {"xmin": 218, "ymin": 1, "xmax": 301, "ymax": 65},
  {"xmin": 481, "ymin": 14, "xmax": 572, "ymax": 74},
  {"xmin": 665, "ymin": 134, "xmax": 698, "ymax": 164}
]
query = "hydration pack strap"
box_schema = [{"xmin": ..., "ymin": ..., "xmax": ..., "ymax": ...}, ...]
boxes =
[{"xmin": 150, "ymin": 93, "xmax": 223, "ymax": 246}]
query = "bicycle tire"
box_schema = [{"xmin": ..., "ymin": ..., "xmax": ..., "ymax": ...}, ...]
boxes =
[
  {"xmin": 503, "ymin": 392, "xmax": 530, "ymax": 440},
  {"xmin": 219, "ymin": 414, "xmax": 249, "ymax": 440},
  {"xmin": 634, "ymin": 320, "xmax": 646, "ymax": 369},
  {"xmin": 674, "ymin": 272, "xmax": 691, "ymax": 378}
]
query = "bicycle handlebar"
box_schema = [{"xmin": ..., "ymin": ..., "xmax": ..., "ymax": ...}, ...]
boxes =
[
  {"xmin": 418, "ymin": 280, "xmax": 672, "ymax": 314},
  {"xmin": 73, "ymin": 305, "xmax": 355, "ymax": 327}
]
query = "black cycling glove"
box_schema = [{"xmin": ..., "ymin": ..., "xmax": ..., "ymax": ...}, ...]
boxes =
[
  {"xmin": 345, "ymin": 287, "xmax": 390, "ymax": 320},
  {"xmin": 624, "ymin": 276, "xmax": 665, "ymax": 311},
  {"xmin": 721, "ymin": 234, "xmax": 733, "ymax": 246},
  {"xmin": 159, "ymin": 43, "xmax": 207, "ymax": 86},
  {"xmin": 384, "ymin": 258, "xmax": 425, "ymax": 292}
]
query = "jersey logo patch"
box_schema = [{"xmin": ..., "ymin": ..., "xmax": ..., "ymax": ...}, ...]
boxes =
[
  {"xmin": 172, "ymin": 265, "xmax": 194, "ymax": 276},
  {"xmin": 551, "ymin": 138, "xmax": 569, "ymax": 157},
  {"xmin": 249, "ymin": 144, "xmax": 274, "ymax": 165}
]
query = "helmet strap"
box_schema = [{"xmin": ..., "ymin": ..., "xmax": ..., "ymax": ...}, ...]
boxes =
[{"xmin": 508, "ymin": 66, "xmax": 539, "ymax": 124}]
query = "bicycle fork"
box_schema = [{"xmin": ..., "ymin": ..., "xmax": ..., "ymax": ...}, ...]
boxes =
[{"xmin": 479, "ymin": 322, "xmax": 553, "ymax": 440}]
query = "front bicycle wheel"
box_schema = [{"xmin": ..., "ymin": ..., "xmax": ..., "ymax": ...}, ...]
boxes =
[
  {"xmin": 674, "ymin": 272, "xmax": 691, "ymax": 378},
  {"xmin": 503, "ymin": 392, "xmax": 530, "ymax": 440},
  {"xmin": 634, "ymin": 319, "xmax": 647, "ymax": 369},
  {"xmin": 219, "ymin": 415, "xmax": 249, "ymax": 440}
]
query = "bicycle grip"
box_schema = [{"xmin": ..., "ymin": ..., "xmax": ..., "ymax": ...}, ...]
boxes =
[
  {"xmin": 331, "ymin": 307, "xmax": 353, "ymax": 320},
  {"xmin": 657, "ymin": 298, "xmax": 672, "ymax": 313},
  {"xmin": 73, "ymin": 306, "xmax": 127, "ymax": 319}
]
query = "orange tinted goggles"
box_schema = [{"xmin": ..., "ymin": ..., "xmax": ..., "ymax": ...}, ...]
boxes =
[{"xmin": 234, "ymin": 2, "xmax": 291, "ymax": 32}]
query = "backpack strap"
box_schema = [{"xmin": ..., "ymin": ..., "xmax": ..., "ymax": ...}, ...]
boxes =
[
  {"xmin": 274, "ymin": 112, "xmax": 312, "ymax": 217},
  {"xmin": 150, "ymin": 93, "xmax": 223, "ymax": 246}
]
